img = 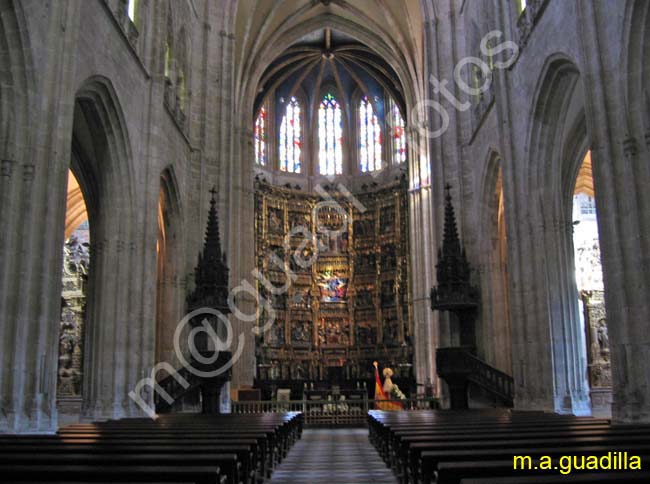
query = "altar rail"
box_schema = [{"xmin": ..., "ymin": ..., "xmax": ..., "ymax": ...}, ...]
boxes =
[{"xmin": 232, "ymin": 397, "xmax": 438, "ymax": 426}]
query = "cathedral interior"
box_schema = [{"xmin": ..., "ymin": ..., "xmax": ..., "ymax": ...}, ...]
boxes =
[{"xmin": 1, "ymin": 2, "xmax": 650, "ymax": 479}]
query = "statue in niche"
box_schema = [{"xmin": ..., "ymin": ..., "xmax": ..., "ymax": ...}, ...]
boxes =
[
  {"xmin": 267, "ymin": 323, "xmax": 285, "ymax": 346},
  {"xmin": 289, "ymin": 212, "xmax": 309, "ymax": 230},
  {"xmin": 57, "ymin": 316, "xmax": 81, "ymax": 396},
  {"xmin": 381, "ymin": 245, "xmax": 396, "ymax": 272},
  {"xmin": 64, "ymin": 235, "xmax": 90, "ymax": 276},
  {"xmin": 354, "ymin": 219, "xmax": 374, "ymax": 238},
  {"xmin": 292, "ymin": 362, "xmax": 306, "ymax": 380},
  {"xmin": 356, "ymin": 324, "xmax": 376, "ymax": 346},
  {"xmin": 317, "ymin": 230, "xmax": 348, "ymax": 254},
  {"xmin": 317, "ymin": 233, "xmax": 330, "ymax": 254},
  {"xmin": 323, "ymin": 319, "xmax": 349, "ymax": 345},
  {"xmin": 267, "ymin": 246, "xmax": 285, "ymax": 266},
  {"xmin": 380, "ymin": 208, "xmax": 395, "ymax": 233},
  {"xmin": 355, "ymin": 254, "xmax": 376, "ymax": 274},
  {"xmin": 381, "ymin": 281, "xmax": 395, "ymax": 307},
  {"xmin": 383, "ymin": 318, "xmax": 399, "ymax": 344},
  {"xmin": 291, "ymin": 320, "xmax": 312, "ymax": 344},
  {"xmin": 341, "ymin": 232, "xmax": 348, "ymax": 252},
  {"xmin": 596, "ymin": 319, "xmax": 609, "ymax": 355},
  {"xmin": 269, "ymin": 360, "xmax": 281, "ymax": 380},
  {"xmin": 268, "ymin": 208, "xmax": 284, "ymax": 234},
  {"xmin": 290, "ymin": 288, "xmax": 311, "ymax": 308}
]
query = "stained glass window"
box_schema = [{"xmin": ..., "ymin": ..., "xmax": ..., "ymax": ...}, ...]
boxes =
[
  {"xmin": 359, "ymin": 96, "xmax": 382, "ymax": 172},
  {"xmin": 279, "ymin": 97, "xmax": 302, "ymax": 173},
  {"xmin": 318, "ymin": 93, "xmax": 343, "ymax": 175},
  {"xmin": 254, "ymin": 106, "xmax": 267, "ymax": 166},
  {"xmin": 392, "ymin": 101, "xmax": 406, "ymax": 164}
]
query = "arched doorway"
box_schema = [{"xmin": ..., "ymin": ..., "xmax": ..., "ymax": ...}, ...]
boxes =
[
  {"xmin": 57, "ymin": 170, "xmax": 90, "ymax": 421},
  {"xmin": 156, "ymin": 169, "xmax": 183, "ymax": 366},
  {"xmin": 522, "ymin": 57, "xmax": 591, "ymax": 414},
  {"xmin": 571, "ymin": 151, "xmax": 610, "ymax": 417},
  {"xmin": 69, "ymin": 78, "xmax": 138, "ymax": 420},
  {"xmin": 479, "ymin": 156, "xmax": 511, "ymax": 375}
]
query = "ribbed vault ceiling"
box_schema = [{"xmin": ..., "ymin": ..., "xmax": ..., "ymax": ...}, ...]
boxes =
[
  {"xmin": 234, "ymin": 0, "xmax": 426, "ymax": 114},
  {"xmin": 254, "ymin": 28, "xmax": 406, "ymax": 115}
]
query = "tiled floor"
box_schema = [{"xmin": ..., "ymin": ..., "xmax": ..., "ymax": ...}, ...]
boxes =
[{"xmin": 268, "ymin": 427, "xmax": 398, "ymax": 484}]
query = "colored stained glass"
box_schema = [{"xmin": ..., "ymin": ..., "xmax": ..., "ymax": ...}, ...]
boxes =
[
  {"xmin": 392, "ymin": 102, "xmax": 406, "ymax": 164},
  {"xmin": 255, "ymin": 106, "xmax": 266, "ymax": 166},
  {"xmin": 280, "ymin": 97, "xmax": 302, "ymax": 173},
  {"xmin": 318, "ymin": 93, "xmax": 343, "ymax": 175},
  {"xmin": 359, "ymin": 96, "xmax": 382, "ymax": 172}
]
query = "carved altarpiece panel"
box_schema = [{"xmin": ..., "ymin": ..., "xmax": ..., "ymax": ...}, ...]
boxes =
[
  {"xmin": 581, "ymin": 290, "xmax": 611, "ymax": 414},
  {"xmin": 57, "ymin": 228, "xmax": 90, "ymax": 399},
  {"xmin": 254, "ymin": 179, "xmax": 412, "ymax": 384}
]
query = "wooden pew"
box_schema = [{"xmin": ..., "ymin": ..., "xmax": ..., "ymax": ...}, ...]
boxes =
[
  {"xmin": 460, "ymin": 472, "xmax": 650, "ymax": 483},
  {"xmin": 367, "ymin": 410, "xmax": 650, "ymax": 484},
  {"xmin": 437, "ymin": 454, "xmax": 650, "ymax": 484},
  {"xmin": 0, "ymin": 412, "xmax": 302, "ymax": 484},
  {"xmin": 0, "ymin": 463, "xmax": 233, "ymax": 484}
]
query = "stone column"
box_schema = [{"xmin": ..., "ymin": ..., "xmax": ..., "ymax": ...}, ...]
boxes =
[
  {"xmin": 0, "ymin": 1, "xmax": 82, "ymax": 433},
  {"xmin": 576, "ymin": 1, "xmax": 650, "ymax": 422}
]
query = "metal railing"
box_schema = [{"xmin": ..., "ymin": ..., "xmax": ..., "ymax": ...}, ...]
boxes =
[{"xmin": 232, "ymin": 397, "xmax": 438, "ymax": 426}]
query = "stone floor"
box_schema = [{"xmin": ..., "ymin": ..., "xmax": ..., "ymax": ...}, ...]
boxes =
[{"xmin": 268, "ymin": 427, "xmax": 398, "ymax": 484}]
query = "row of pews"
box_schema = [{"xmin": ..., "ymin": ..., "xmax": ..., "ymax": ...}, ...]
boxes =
[
  {"xmin": 368, "ymin": 409, "xmax": 650, "ymax": 484},
  {"xmin": 0, "ymin": 411, "xmax": 302, "ymax": 484}
]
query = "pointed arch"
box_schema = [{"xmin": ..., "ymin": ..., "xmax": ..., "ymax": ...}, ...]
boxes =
[
  {"xmin": 623, "ymin": 0, "xmax": 650, "ymax": 136},
  {"xmin": 279, "ymin": 95, "xmax": 303, "ymax": 173},
  {"xmin": 254, "ymin": 104, "xmax": 267, "ymax": 166},
  {"xmin": 71, "ymin": 76, "xmax": 138, "ymax": 419},
  {"xmin": 238, "ymin": 14, "xmax": 421, "ymax": 141},
  {"xmin": 176, "ymin": 26, "xmax": 190, "ymax": 111},
  {"xmin": 318, "ymin": 91, "xmax": 344, "ymax": 175},
  {"xmin": 358, "ymin": 94, "xmax": 382, "ymax": 172},
  {"xmin": 156, "ymin": 165, "xmax": 184, "ymax": 365},
  {"xmin": 477, "ymin": 149, "xmax": 512, "ymax": 375},
  {"xmin": 523, "ymin": 55, "xmax": 592, "ymax": 415}
]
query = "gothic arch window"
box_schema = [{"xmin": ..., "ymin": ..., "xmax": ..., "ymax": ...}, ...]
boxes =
[
  {"xmin": 279, "ymin": 96, "xmax": 302, "ymax": 173},
  {"xmin": 164, "ymin": 42, "xmax": 172, "ymax": 78},
  {"xmin": 359, "ymin": 95, "xmax": 382, "ymax": 172},
  {"xmin": 390, "ymin": 99, "xmax": 406, "ymax": 165},
  {"xmin": 176, "ymin": 28, "xmax": 190, "ymax": 113},
  {"xmin": 163, "ymin": 12, "xmax": 174, "ymax": 96},
  {"xmin": 318, "ymin": 93, "xmax": 343, "ymax": 175},
  {"xmin": 255, "ymin": 106, "xmax": 267, "ymax": 166}
]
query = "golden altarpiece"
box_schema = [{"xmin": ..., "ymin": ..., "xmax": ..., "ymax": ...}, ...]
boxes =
[{"xmin": 254, "ymin": 178, "xmax": 413, "ymax": 397}]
